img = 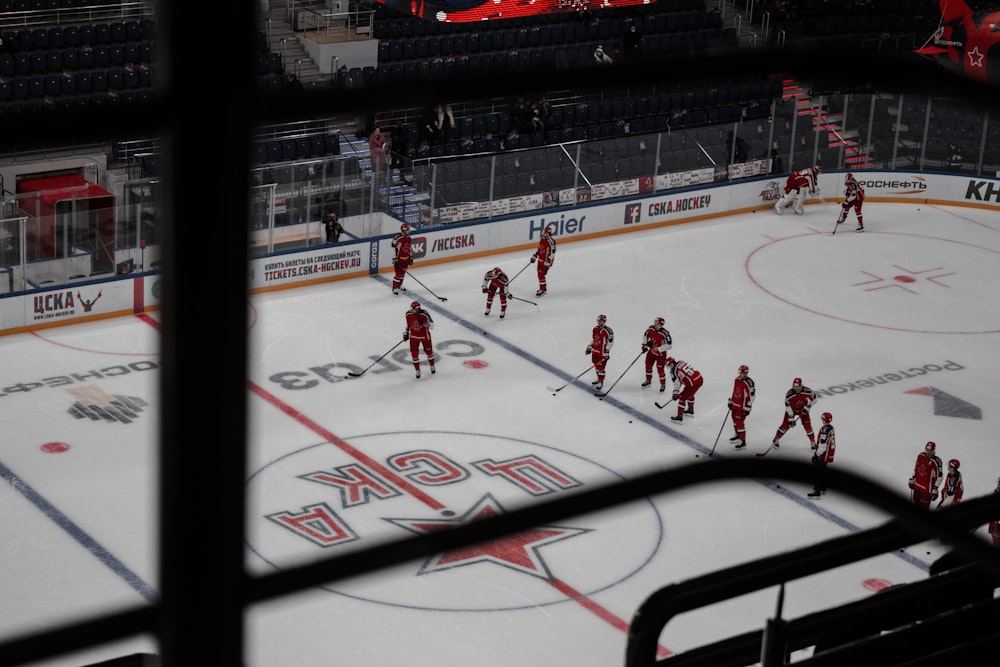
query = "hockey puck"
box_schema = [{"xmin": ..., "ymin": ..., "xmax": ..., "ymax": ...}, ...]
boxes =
[
  {"xmin": 552, "ymin": 393, "xmax": 557, "ymax": 396},
  {"xmin": 628, "ymin": 420, "xmax": 632, "ymax": 423}
]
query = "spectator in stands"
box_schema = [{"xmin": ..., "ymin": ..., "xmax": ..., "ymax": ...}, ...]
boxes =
[
  {"xmin": 770, "ymin": 149, "xmax": 784, "ymax": 174},
  {"xmin": 726, "ymin": 131, "xmax": 750, "ymax": 164},
  {"xmin": 285, "ymin": 72, "xmax": 303, "ymax": 95},
  {"xmin": 322, "ymin": 210, "xmax": 343, "ymax": 244},
  {"xmin": 623, "ymin": 23, "xmax": 643, "ymax": 62},
  {"xmin": 946, "ymin": 140, "xmax": 964, "ymax": 171},
  {"xmin": 369, "ymin": 125, "xmax": 389, "ymax": 178},
  {"xmin": 593, "ymin": 45, "xmax": 613, "ymax": 66}
]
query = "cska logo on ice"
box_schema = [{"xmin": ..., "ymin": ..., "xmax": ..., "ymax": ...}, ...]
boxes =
[
  {"xmin": 760, "ymin": 182, "xmax": 783, "ymax": 203},
  {"xmin": 249, "ymin": 431, "xmax": 662, "ymax": 611}
]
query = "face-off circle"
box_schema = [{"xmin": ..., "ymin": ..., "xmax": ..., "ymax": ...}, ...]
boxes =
[{"xmin": 748, "ymin": 232, "xmax": 1000, "ymax": 334}]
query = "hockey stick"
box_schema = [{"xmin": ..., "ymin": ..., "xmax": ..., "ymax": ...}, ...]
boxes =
[
  {"xmin": 507, "ymin": 259, "xmax": 534, "ymax": 286},
  {"xmin": 595, "ymin": 351, "xmax": 643, "ymax": 397},
  {"xmin": 654, "ymin": 397, "xmax": 675, "ymax": 410},
  {"xmin": 347, "ymin": 339, "xmax": 406, "ymax": 377},
  {"xmin": 709, "ymin": 412, "xmax": 730, "ymax": 457},
  {"xmin": 756, "ymin": 443, "xmax": 776, "ymax": 457},
  {"xmin": 509, "ymin": 295, "xmax": 538, "ymax": 307},
  {"xmin": 546, "ymin": 364, "xmax": 596, "ymax": 393},
  {"xmin": 404, "ymin": 270, "xmax": 448, "ymax": 301}
]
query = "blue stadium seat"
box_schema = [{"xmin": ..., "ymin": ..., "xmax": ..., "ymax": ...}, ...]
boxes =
[
  {"xmin": 94, "ymin": 23, "xmax": 111, "ymax": 44},
  {"xmin": 75, "ymin": 71, "xmax": 92, "ymax": 94}
]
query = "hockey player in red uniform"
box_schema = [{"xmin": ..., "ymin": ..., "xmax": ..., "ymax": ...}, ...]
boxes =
[
  {"xmin": 836, "ymin": 172, "xmax": 865, "ymax": 232},
  {"xmin": 641, "ymin": 317, "xmax": 672, "ymax": 392},
  {"xmin": 403, "ymin": 300, "xmax": 435, "ymax": 378},
  {"xmin": 808, "ymin": 412, "xmax": 836, "ymax": 498},
  {"xmin": 531, "ymin": 225, "xmax": 556, "ymax": 297},
  {"xmin": 667, "ymin": 357, "xmax": 703, "ymax": 423},
  {"xmin": 937, "ymin": 459, "xmax": 964, "ymax": 507},
  {"xmin": 586, "ymin": 314, "xmax": 614, "ymax": 390},
  {"xmin": 728, "ymin": 364, "xmax": 755, "ymax": 449},
  {"xmin": 482, "ymin": 266, "xmax": 511, "ymax": 319},
  {"xmin": 391, "ymin": 223, "xmax": 413, "ymax": 295},
  {"xmin": 774, "ymin": 166, "xmax": 820, "ymax": 215},
  {"xmin": 771, "ymin": 377, "xmax": 817, "ymax": 448},
  {"xmin": 909, "ymin": 441, "xmax": 942, "ymax": 510}
]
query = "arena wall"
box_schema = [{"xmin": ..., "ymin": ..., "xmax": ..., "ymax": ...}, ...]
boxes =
[{"xmin": 1, "ymin": 170, "xmax": 997, "ymax": 334}]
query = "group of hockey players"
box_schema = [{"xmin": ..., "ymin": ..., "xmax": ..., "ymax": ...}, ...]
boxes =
[
  {"xmin": 909, "ymin": 441, "xmax": 965, "ymax": 510},
  {"xmin": 386, "ymin": 172, "xmax": 1000, "ymax": 516},
  {"xmin": 775, "ymin": 167, "xmax": 866, "ymax": 232}
]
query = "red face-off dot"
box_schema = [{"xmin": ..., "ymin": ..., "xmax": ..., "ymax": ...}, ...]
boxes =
[
  {"xmin": 863, "ymin": 578, "xmax": 893, "ymax": 592},
  {"xmin": 894, "ymin": 275, "xmax": 916, "ymax": 283},
  {"xmin": 40, "ymin": 442, "xmax": 71, "ymax": 453},
  {"xmin": 463, "ymin": 360, "xmax": 489, "ymax": 369}
]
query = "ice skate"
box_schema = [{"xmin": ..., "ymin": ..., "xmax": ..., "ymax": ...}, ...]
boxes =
[
  {"xmin": 856, "ymin": 224, "xmax": 864, "ymax": 232},
  {"xmin": 415, "ymin": 370, "xmax": 421, "ymax": 379},
  {"xmin": 734, "ymin": 440, "xmax": 746, "ymax": 450},
  {"xmin": 660, "ymin": 383, "xmax": 667, "ymax": 393},
  {"xmin": 593, "ymin": 382, "xmax": 603, "ymax": 390},
  {"xmin": 772, "ymin": 439, "xmax": 780, "ymax": 448},
  {"xmin": 641, "ymin": 380, "xmax": 651, "ymax": 387},
  {"xmin": 670, "ymin": 415, "xmax": 683, "ymax": 423},
  {"xmin": 430, "ymin": 365, "xmax": 436, "ymax": 374},
  {"xmin": 808, "ymin": 490, "xmax": 823, "ymax": 498},
  {"xmin": 729, "ymin": 435, "xmax": 741, "ymax": 443},
  {"xmin": 535, "ymin": 289, "xmax": 546, "ymax": 297}
]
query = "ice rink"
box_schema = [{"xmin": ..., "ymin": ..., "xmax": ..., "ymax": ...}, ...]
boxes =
[{"xmin": 2, "ymin": 198, "xmax": 1000, "ymax": 666}]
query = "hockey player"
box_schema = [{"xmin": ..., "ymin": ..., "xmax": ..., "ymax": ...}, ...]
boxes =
[
  {"xmin": 482, "ymin": 266, "xmax": 511, "ymax": 319},
  {"xmin": 586, "ymin": 314, "xmax": 613, "ymax": 390},
  {"xmin": 774, "ymin": 165, "xmax": 821, "ymax": 215},
  {"xmin": 937, "ymin": 459, "xmax": 964, "ymax": 507},
  {"xmin": 667, "ymin": 357, "xmax": 703, "ymax": 423},
  {"xmin": 531, "ymin": 225, "xmax": 556, "ymax": 297},
  {"xmin": 909, "ymin": 441, "xmax": 942, "ymax": 510},
  {"xmin": 641, "ymin": 317, "xmax": 673, "ymax": 392},
  {"xmin": 808, "ymin": 412, "xmax": 836, "ymax": 498},
  {"xmin": 836, "ymin": 172, "xmax": 865, "ymax": 232},
  {"xmin": 403, "ymin": 300, "xmax": 435, "ymax": 378},
  {"xmin": 771, "ymin": 377, "xmax": 817, "ymax": 448},
  {"xmin": 728, "ymin": 364, "xmax": 755, "ymax": 449},
  {"xmin": 391, "ymin": 223, "xmax": 413, "ymax": 295}
]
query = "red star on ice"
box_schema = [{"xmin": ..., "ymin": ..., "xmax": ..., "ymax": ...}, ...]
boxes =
[
  {"xmin": 385, "ymin": 494, "xmax": 590, "ymax": 580},
  {"xmin": 968, "ymin": 45, "xmax": 985, "ymax": 69}
]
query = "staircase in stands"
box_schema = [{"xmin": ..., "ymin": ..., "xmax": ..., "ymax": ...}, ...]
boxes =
[
  {"xmin": 259, "ymin": 0, "xmax": 326, "ymax": 87},
  {"xmin": 782, "ymin": 77, "xmax": 874, "ymax": 170}
]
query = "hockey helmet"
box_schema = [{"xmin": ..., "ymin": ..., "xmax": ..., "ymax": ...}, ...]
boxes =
[
  {"xmin": 739, "ymin": 364, "xmax": 749, "ymax": 374},
  {"xmin": 493, "ymin": 266, "xmax": 502, "ymax": 274},
  {"xmin": 410, "ymin": 300, "xmax": 421, "ymax": 310},
  {"xmin": 949, "ymin": 458, "xmax": 960, "ymax": 469},
  {"xmin": 822, "ymin": 412, "xmax": 832, "ymax": 423},
  {"xmin": 597, "ymin": 314, "xmax": 607, "ymax": 324},
  {"xmin": 925, "ymin": 441, "xmax": 937, "ymax": 454},
  {"xmin": 400, "ymin": 223, "xmax": 410, "ymax": 233},
  {"xmin": 792, "ymin": 377, "xmax": 803, "ymax": 388},
  {"xmin": 665, "ymin": 357, "xmax": 676, "ymax": 367},
  {"xmin": 654, "ymin": 317, "xmax": 665, "ymax": 327},
  {"xmin": 813, "ymin": 165, "xmax": 822, "ymax": 174},
  {"xmin": 544, "ymin": 225, "xmax": 553, "ymax": 235},
  {"xmin": 845, "ymin": 172, "xmax": 855, "ymax": 183}
]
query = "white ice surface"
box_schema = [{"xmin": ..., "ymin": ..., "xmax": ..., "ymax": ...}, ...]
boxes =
[{"xmin": 2, "ymin": 201, "xmax": 998, "ymax": 666}]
